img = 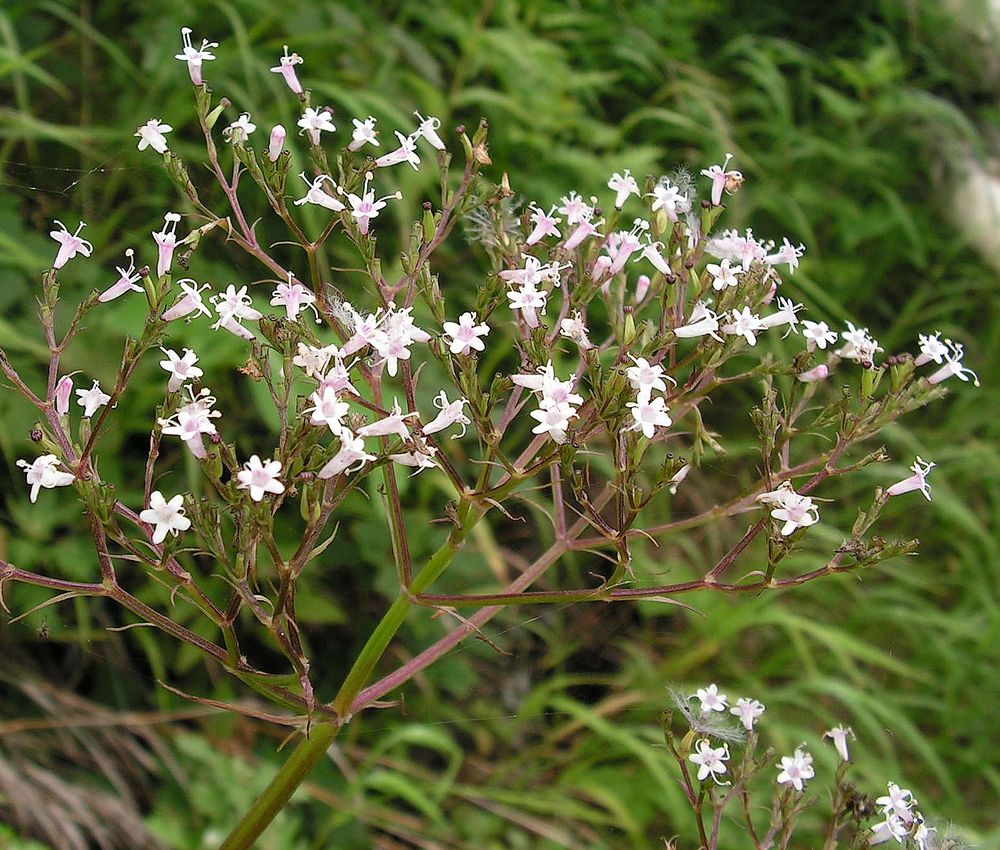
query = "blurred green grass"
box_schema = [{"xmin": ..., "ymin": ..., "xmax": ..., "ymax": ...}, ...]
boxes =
[{"xmin": 1, "ymin": 0, "xmax": 999, "ymax": 847}]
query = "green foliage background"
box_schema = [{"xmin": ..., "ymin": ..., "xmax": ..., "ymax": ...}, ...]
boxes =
[{"xmin": 0, "ymin": 0, "xmax": 998, "ymax": 847}]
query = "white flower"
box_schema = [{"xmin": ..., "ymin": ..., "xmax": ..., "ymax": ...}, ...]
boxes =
[
  {"xmin": 49, "ymin": 220, "xmax": 93, "ymax": 269},
  {"xmin": 75, "ymin": 380, "xmax": 111, "ymax": 418},
  {"xmin": 759, "ymin": 297, "xmax": 803, "ymax": 337},
  {"xmin": 802, "ymin": 320, "xmax": 838, "ymax": 352},
  {"xmin": 688, "ymin": 739, "xmax": 730, "ymax": 785},
  {"xmin": 886, "ymin": 457, "xmax": 935, "ymax": 501},
  {"xmin": 675, "ymin": 303, "xmax": 724, "ymax": 342},
  {"xmin": 135, "ymin": 118, "xmax": 172, "ymax": 154},
  {"xmin": 306, "ymin": 386, "xmax": 350, "ymax": 434},
  {"xmin": 731, "ymin": 697, "xmax": 765, "ymax": 731},
  {"xmin": 99, "ymin": 249, "xmax": 143, "ymax": 302},
  {"xmin": 757, "ymin": 483, "xmax": 820, "ymax": 536},
  {"xmin": 529, "ymin": 402, "xmax": 577, "ymax": 444},
  {"xmin": 370, "ymin": 306, "xmax": 430, "ymax": 377},
  {"xmin": 837, "ymin": 322, "xmax": 883, "ymax": 365},
  {"xmin": 559, "ymin": 312, "xmax": 591, "ymax": 349},
  {"xmin": 347, "ymin": 173, "xmax": 401, "ymax": 236},
  {"xmin": 765, "ymin": 238, "xmax": 805, "ymax": 273},
  {"xmin": 297, "ymin": 107, "xmax": 336, "ymax": 145},
  {"xmin": 626, "ymin": 394, "xmax": 672, "ymax": 439},
  {"xmin": 152, "ymin": 212, "xmax": 182, "ymax": 278},
  {"xmin": 442, "ymin": 312, "xmax": 490, "ymax": 355},
  {"xmin": 558, "ymin": 191, "xmax": 592, "ymax": 225},
  {"xmin": 211, "ymin": 284, "xmax": 263, "ymax": 338},
  {"xmin": 357, "ymin": 398, "xmax": 419, "ymax": 440},
  {"xmin": 422, "ymin": 391, "xmax": 470, "ymax": 437},
  {"xmin": 270, "ymin": 45, "xmax": 304, "ymax": 94},
  {"xmin": 626, "ymin": 356, "xmax": 674, "ymax": 399},
  {"xmin": 293, "ymin": 343, "xmax": 337, "ymax": 378},
  {"xmin": 695, "ymin": 684, "xmax": 728, "ymax": 713},
  {"xmin": 294, "ymin": 172, "xmax": 345, "ymax": 211},
  {"xmin": 159, "ymin": 347, "xmax": 203, "ymax": 393},
  {"xmin": 914, "ymin": 331, "xmax": 948, "ymax": 366},
  {"xmin": 175, "ymin": 27, "xmax": 217, "ymax": 86},
  {"xmin": 507, "ymin": 281, "xmax": 548, "ymax": 328},
  {"xmin": 139, "ymin": 491, "xmax": 191, "ymax": 545},
  {"xmin": 162, "ymin": 279, "xmax": 212, "ymax": 322},
  {"xmin": 390, "ymin": 446, "xmax": 438, "ymax": 474},
  {"xmin": 776, "ymin": 748, "xmax": 814, "ymax": 792},
  {"xmin": 722, "ymin": 306, "xmax": 766, "ymax": 346},
  {"xmin": 648, "ymin": 180, "xmax": 691, "ymax": 221},
  {"xmin": 927, "ymin": 340, "xmax": 980, "ymax": 386},
  {"xmin": 413, "ymin": 111, "xmax": 446, "ymax": 150},
  {"xmin": 701, "ymin": 153, "xmax": 743, "ymax": 206},
  {"xmin": 17, "ymin": 455, "xmax": 75, "ymax": 502},
  {"xmin": 513, "ymin": 361, "xmax": 583, "ymax": 408},
  {"xmin": 608, "ymin": 169, "xmax": 639, "ymax": 209},
  {"xmin": 706, "ymin": 258, "xmax": 741, "ymax": 291},
  {"xmin": 349, "ymin": 116, "xmax": 379, "ymax": 151},
  {"xmin": 236, "ymin": 455, "xmax": 285, "ymax": 502},
  {"xmin": 158, "ymin": 387, "xmax": 221, "ymax": 459},
  {"xmin": 525, "ymin": 204, "xmax": 561, "ymax": 246},
  {"xmin": 318, "ymin": 432, "xmax": 377, "ymax": 479},
  {"xmin": 823, "ymin": 725, "xmax": 854, "ymax": 763},
  {"xmin": 318, "ymin": 358, "xmax": 359, "ymax": 398},
  {"xmin": 375, "ymin": 131, "xmax": 420, "ymax": 170},
  {"xmin": 223, "ymin": 113, "xmax": 256, "ymax": 144},
  {"xmin": 270, "ymin": 273, "xmax": 319, "ymax": 322}
]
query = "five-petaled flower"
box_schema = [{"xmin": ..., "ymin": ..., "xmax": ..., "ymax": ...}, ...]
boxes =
[
  {"xmin": 175, "ymin": 27, "xmax": 217, "ymax": 85},
  {"xmin": 99, "ymin": 249, "xmax": 143, "ymax": 302},
  {"xmin": 608, "ymin": 169, "xmax": 639, "ymax": 209},
  {"xmin": 776, "ymin": 748, "xmax": 814, "ymax": 792},
  {"xmin": 50, "ymin": 220, "xmax": 93, "ymax": 269},
  {"xmin": 271, "ymin": 273, "xmax": 320, "ymax": 322},
  {"xmin": 731, "ymin": 697, "xmax": 765, "ymax": 731},
  {"xmin": 159, "ymin": 347, "xmax": 203, "ymax": 393},
  {"xmin": 297, "ymin": 107, "xmax": 336, "ymax": 145},
  {"xmin": 17, "ymin": 455, "xmax": 75, "ymax": 502},
  {"xmin": 442, "ymin": 312, "xmax": 490, "ymax": 355},
  {"xmin": 695, "ymin": 683, "xmax": 728, "ymax": 713},
  {"xmin": 758, "ymin": 483, "xmax": 820, "ymax": 536},
  {"xmin": 270, "ymin": 45, "xmax": 304, "ymax": 94},
  {"xmin": 347, "ymin": 173, "xmax": 401, "ymax": 235},
  {"xmin": 139, "ymin": 491, "xmax": 192, "ymax": 544},
  {"xmin": 886, "ymin": 457, "xmax": 935, "ymax": 501},
  {"xmin": 223, "ymin": 113, "xmax": 256, "ymax": 144},
  {"xmin": 701, "ymin": 153, "xmax": 743, "ymax": 206},
  {"xmin": 152, "ymin": 212, "xmax": 182, "ymax": 278},
  {"xmin": 135, "ymin": 119, "xmax": 172, "ymax": 154},
  {"xmin": 76, "ymin": 380, "xmax": 111, "ymax": 418},
  {"xmin": 689, "ymin": 739, "xmax": 731, "ymax": 785},
  {"xmin": 237, "ymin": 455, "xmax": 285, "ymax": 502},
  {"xmin": 824, "ymin": 726, "xmax": 854, "ymax": 763}
]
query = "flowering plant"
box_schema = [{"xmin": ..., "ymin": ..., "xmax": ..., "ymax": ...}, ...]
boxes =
[{"xmin": 0, "ymin": 24, "xmax": 978, "ymax": 848}]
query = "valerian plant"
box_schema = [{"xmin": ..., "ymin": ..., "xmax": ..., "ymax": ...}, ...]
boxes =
[
  {"xmin": 0, "ymin": 25, "xmax": 980, "ymax": 849},
  {"xmin": 662, "ymin": 683, "xmax": 966, "ymax": 850}
]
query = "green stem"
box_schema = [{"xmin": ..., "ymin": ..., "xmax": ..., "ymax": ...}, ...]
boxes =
[{"xmin": 218, "ymin": 507, "xmax": 480, "ymax": 850}]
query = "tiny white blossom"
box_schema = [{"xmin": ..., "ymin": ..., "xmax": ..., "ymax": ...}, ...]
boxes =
[
  {"xmin": 211, "ymin": 284, "xmax": 263, "ymax": 339},
  {"xmin": 390, "ymin": 446, "xmax": 438, "ymax": 473},
  {"xmin": 270, "ymin": 273, "xmax": 320, "ymax": 322},
  {"xmin": 158, "ymin": 387, "xmax": 221, "ymax": 459},
  {"xmin": 357, "ymin": 398, "xmax": 418, "ymax": 441},
  {"xmin": 135, "ymin": 118, "xmax": 172, "ymax": 154},
  {"xmin": 626, "ymin": 394, "xmax": 672, "ymax": 439},
  {"xmin": 823, "ymin": 725, "xmax": 854, "ymax": 763},
  {"xmin": 139, "ymin": 491, "xmax": 191, "ymax": 545},
  {"xmin": 17, "ymin": 455, "xmax": 75, "ymax": 503},
  {"xmin": 99, "ymin": 249, "xmax": 143, "ymax": 302},
  {"xmin": 297, "ymin": 107, "xmax": 336, "ymax": 145},
  {"xmin": 525, "ymin": 204, "xmax": 562, "ymax": 246},
  {"xmin": 318, "ymin": 432, "xmax": 377, "ymax": 479},
  {"xmin": 927, "ymin": 340, "xmax": 980, "ymax": 387},
  {"xmin": 442, "ymin": 312, "xmax": 490, "ymax": 355},
  {"xmin": 695, "ymin": 683, "xmax": 728, "ymax": 713},
  {"xmin": 886, "ymin": 457, "xmax": 935, "ymax": 501},
  {"xmin": 152, "ymin": 212, "xmax": 182, "ymax": 278},
  {"xmin": 648, "ymin": 180, "xmax": 691, "ymax": 221},
  {"xmin": 423, "ymin": 392, "xmax": 470, "ymax": 438},
  {"xmin": 626, "ymin": 356, "xmax": 674, "ymax": 399},
  {"xmin": 529, "ymin": 402, "xmax": 577, "ymax": 444},
  {"xmin": 559, "ymin": 312, "xmax": 592, "ymax": 349},
  {"xmin": 731, "ymin": 697, "xmax": 765, "ymax": 731},
  {"xmin": 223, "ymin": 113, "xmax": 256, "ymax": 144},
  {"xmin": 701, "ymin": 153, "xmax": 743, "ymax": 206},
  {"xmin": 722, "ymin": 306, "xmax": 766, "ymax": 346},
  {"xmin": 802, "ymin": 320, "xmax": 838, "ymax": 352},
  {"xmin": 375, "ymin": 131, "xmax": 420, "ymax": 170},
  {"xmin": 75, "ymin": 380, "xmax": 111, "ymax": 418},
  {"xmin": 175, "ymin": 27, "xmax": 217, "ymax": 86},
  {"xmin": 757, "ymin": 483, "xmax": 820, "ymax": 536},
  {"xmin": 688, "ymin": 739, "xmax": 730, "ymax": 785},
  {"xmin": 294, "ymin": 171, "xmax": 345, "ymax": 212},
  {"xmin": 236, "ymin": 455, "xmax": 285, "ymax": 502},
  {"xmin": 776, "ymin": 748, "xmax": 814, "ymax": 792},
  {"xmin": 706, "ymin": 258, "xmax": 741, "ymax": 291},
  {"xmin": 507, "ymin": 281, "xmax": 547, "ymax": 328},
  {"xmin": 837, "ymin": 322, "xmax": 883, "ymax": 366},
  {"xmin": 49, "ymin": 220, "xmax": 93, "ymax": 270},
  {"xmin": 55, "ymin": 375, "xmax": 73, "ymax": 415},
  {"xmin": 347, "ymin": 173, "xmax": 401, "ymax": 236},
  {"xmin": 413, "ymin": 111, "xmax": 446, "ymax": 150},
  {"xmin": 914, "ymin": 331, "xmax": 948, "ymax": 366},
  {"xmin": 162, "ymin": 279, "xmax": 212, "ymax": 322},
  {"xmin": 159, "ymin": 347, "xmax": 203, "ymax": 393},
  {"xmin": 270, "ymin": 45, "xmax": 304, "ymax": 94},
  {"xmin": 306, "ymin": 386, "xmax": 350, "ymax": 434},
  {"xmin": 349, "ymin": 116, "xmax": 379, "ymax": 151},
  {"xmin": 608, "ymin": 169, "xmax": 639, "ymax": 209}
]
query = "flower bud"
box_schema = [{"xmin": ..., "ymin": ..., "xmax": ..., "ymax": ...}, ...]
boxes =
[
  {"xmin": 268, "ymin": 125, "xmax": 286, "ymax": 162},
  {"xmin": 635, "ymin": 274, "xmax": 651, "ymax": 302}
]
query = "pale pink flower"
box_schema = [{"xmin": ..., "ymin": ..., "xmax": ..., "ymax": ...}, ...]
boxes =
[
  {"xmin": 270, "ymin": 45, "xmax": 304, "ymax": 94},
  {"xmin": 159, "ymin": 347, "xmax": 203, "ymax": 393},
  {"xmin": 701, "ymin": 153, "xmax": 743, "ymax": 206},
  {"xmin": 175, "ymin": 27, "xmax": 217, "ymax": 86},
  {"xmin": 236, "ymin": 455, "xmax": 285, "ymax": 502},
  {"xmin": 135, "ymin": 118, "xmax": 172, "ymax": 154},
  {"xmin": 152, "ymin": 212, "xmax": 182, "ymax": 278},
  {"xmin": 442, "ymin": 312, "xmax": 490, "ymax": 355},
  {"xmin": 17, "ymin": 455, "xmax": 75, "ymax": 502},
  {"xmin": 318, "ymin": 432, "xmax": 376, "ymax": 479},
  {"xmin": 75, "ymin": 380, "xmax": 111, "ymax": 418},
  {"xmin": 297, "ymin": 107, "xmax": 335, "ymax": 145},
  {"xmin": 139, "ymin": 491, "xmax": 191, "ymax": 544},
  {"xmin": 50, "ymin": 220, "xmax": 93, "ymax": 269},
  {"xmin": 268, "ymin": 125, "xmax": 286, "ymax": 162},
  {"xmin": 98, "ymin": 249, "xmax": 143, "ymax": 302},
  {"xmin": 886, "ymin": 457, "xmax": 935, "ymax": 501},
  {"xmin": 776, "ymin": 748, "xmax": 814, "ymax": 792},
  {"xmin": 413, "ymin": 111, "xmax": 446, "ymax": 150}
]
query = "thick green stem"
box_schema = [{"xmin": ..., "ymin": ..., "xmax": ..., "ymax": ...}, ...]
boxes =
[{"xmin": 218, "ymin": 507, "xmax": 480, "ymax": 850}]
